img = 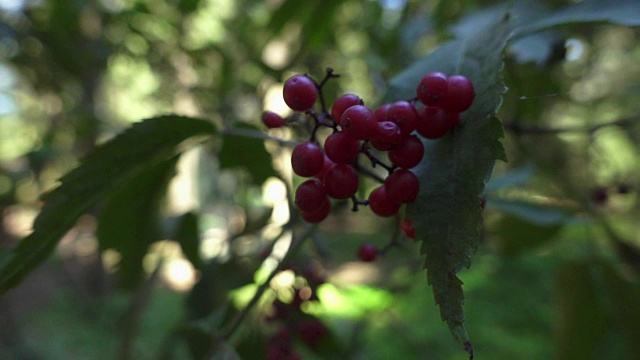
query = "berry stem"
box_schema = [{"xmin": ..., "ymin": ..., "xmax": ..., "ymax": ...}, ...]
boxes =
[
  {"xmin": 360, "ymin": 141, "xmax": 396, "ymax": 173},
  {"xmin": 350, "ymin": 196, "xmax": 368, "ymax": 212},
  {"xmin": 315, "ymin": 68, "xmax": 340, "ymax": 123},
  {"xmin": 352, "ymin": 161, "xmax": 385, "ymax": 183}
]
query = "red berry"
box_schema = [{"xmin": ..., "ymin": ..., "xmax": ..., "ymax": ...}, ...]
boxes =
[
  {"xmin": 384, "ymin": 169, "xmax": 419, "ymax": 204},
  {"xmin": 324, "ymin": 131, "xmax": 360, "ymax": 164},
  {"xmin": 387, "ymin": 101, "xmax": 418, "ymax": 136},
  {"xmin": 417, "ymin": 72, "xmax": 448, "ymax": 107},
  {"xmin": 440, "ymin": 75, "xmax": 475, "ymax": 113},
  {"xmin": 295, "ymin": 179, "xmax": 328, "ymax": 213},
  {"xmin": 370, "ymin": 121, "xmax": 403, "ymax": 151},
  {"xmin": 315, "ymin": 154, "xmax": 335, "ymax": 181},
  {"xmin": 340, "ymin": 105, "xmax": 377, "ymax": 140},
  {"xmin": 297, "ymin": 320, "xmax": 327, "ymax": 348},
  {"xmin": 368, "ymin": 185, "xmax": 401, "ymax": 217},
  {"xmin": 262, "ymin": 111, "xmax": 286, "ymax": 128},
  {"xmin": 415, "ymin": 107, "xmax": 453, "ymax": 139},
  {"xmin": 401, "ymin": 218, "xmax": 415, "ymax": 238},
  {"xmin": 283, "ymin": 75, "xmax": 317, "ymax": 112},
  {"xmin": 357, "ymin": 243, "xmax": 378, "ymax": 262},
  {"xmin": 301, "ymin": 199, "xmax": 331, "ymax": 223},
  {"xmin": 291, "ymin": 142, "xmax": 324, "ymax": 177},
  {"xmin": 331, "ymin": 93, "xmax": 364, "ymax": 125},
  {"xmin": 374, "ymin": 103, "xmax": 391, "ymax": 122},
  {"xmin": 323, "ymin": 164, "xmax": 359, "ymax": 199},
  {"xmin": 591, "ymin": 187, "xmax": 608, "ymax": 205},
  {"xmin": 389, "ymin": 135, "xmax": 424, "ymax": 169}
]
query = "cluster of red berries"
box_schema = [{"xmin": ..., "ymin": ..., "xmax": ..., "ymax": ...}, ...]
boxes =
[{"xmin": 262, "ymin": 69, "xmax": 475, "ymax": 225}]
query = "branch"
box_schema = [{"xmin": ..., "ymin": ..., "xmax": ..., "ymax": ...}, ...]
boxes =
[
  {"xmin": 203, "ymin": 224, "xmax": 316, "ymax": 357},
  {"xmin": 503, "ymin": 118, "xmax": 635, "ymax": 135}
]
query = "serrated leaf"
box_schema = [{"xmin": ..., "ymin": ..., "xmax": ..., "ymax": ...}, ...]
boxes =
[
  {"xmin": 401, "ymin": 12, "xmax": 515, "ymax": 357},
  {"xmin": 96, "ymin": 156, "xmax": 180, "ymax": 288},
  {"xmin": 0, "ymin": 115, "xmax": 215, "ymax": 294},
  {"xmin": 219, "ymin": 125, "xmax": 277, "ymax": 185}
]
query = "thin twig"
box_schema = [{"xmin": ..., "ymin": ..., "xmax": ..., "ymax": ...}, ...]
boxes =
[{"xmin": 221, "ymin": 127, "xmax": 299, "ymax": 147}]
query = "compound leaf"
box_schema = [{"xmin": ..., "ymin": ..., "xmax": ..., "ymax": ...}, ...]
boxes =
[
  {"xmin": 0, "ymin": 115, "xmax": 215, "ymax": 294},
  {"xmin": 397, "ymin": 12, "xmax": 515, "ymax": 357}
]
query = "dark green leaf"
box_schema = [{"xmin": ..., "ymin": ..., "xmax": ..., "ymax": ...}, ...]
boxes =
[
  {"xmin": 600, "ymin": 264, "xmax": 640, "ymax": 355},
  {"xmin": 554, "ymin": 261, "xmax": 609, "ymax": 360},
  {"xmin": 186, "ymin": 257, "xmax": 257, "ymax": 319},
  {"xmin": 402, "ymin": 12, "xmax": 515, "ymax": 355},
  {"xmin": 96, "ymin": 156, "xmax": 180, "ymax": 288},
  {"xmin": 173, "ymin": 211, "xmax": 204, "ymax": 270},
  {"xmin": 0, "ymin": 115, "xmax": 215, "ymax": 294},
  {"xmin": 219, "ymin": 125, "xmax": 277, "ymax": 185},
  {"xmin": 493, "ymin": 215, "xmax": 562, "ymax": 256},
  {"xmin": 268, "ymin": 0, "xmax": 309, "ymax": 35}
]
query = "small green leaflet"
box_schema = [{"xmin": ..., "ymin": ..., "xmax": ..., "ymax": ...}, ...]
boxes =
[
  {"xmin": 389, "ymin": 12, "xmax": 515, "ymax": 358},
  {"xmin": 0, "ymin": 115, "xmax": 215, "ymax": 294}
]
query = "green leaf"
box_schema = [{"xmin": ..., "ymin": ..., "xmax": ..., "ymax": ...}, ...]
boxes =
[
  {"xmin": 484, "ymin": 164, "xmax": 535, "ymax": 193},
  {"xmin": 219, "ymin": 125, "xmax": 277, "ymax": 185},
  {"xmin": 489, "ymin": 199, "xmax": 582, "ymax": 226},
  {"xmin": 402, "ymin": 12, "xmax": 515, "ymax": 356},
  {"xmin": 493, "ymin": 215, "xmax": 562, "ymax": 256},
  {"xmin": 173, "ymin": 211, "xmax": 204, "ymax": 271},
  {"xmin": 0, "ymin": 115, "xmax": 215, "ymax": 294},
  {"xmin": 96, "ymin": 156, "xmax": 180, "ymax": 288},
  {"xmin": 519, "ymin": 0, "xmax": 640, "ymax": 36}
]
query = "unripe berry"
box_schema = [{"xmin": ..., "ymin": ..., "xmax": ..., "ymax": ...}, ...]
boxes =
[
  {"xmin": 417, "ymin": 72, "xmax": 448, "ymax": 107},
  {"xmin": 368, "ymin": 185, "xmax": 401, "ymax": 217},
  {"xmin": 357, "ymin": 243, "xmax": 378, "ymax": 262},
  {"xmin": 384, "ymin": 169, "xmax": 419, "ymax": 204},
  {"xmin": 324, "ymin": 131, "xmax": 360, "ymax": 164},
  {"xmin": 295, "ymin": 179, "xmax": 328, "ymax": 213},
  {"xmin": 340, "ymin": 105, "xmax": 377, "ymax": 140},
  {"xmin": 440, "ymin": 75, "xmax": 475, "ymax": 113},
  {"xmin": 370, "ymin": 121, "xmax": 403, "ymax": 151},
  {"xmin": 283, "ymin": 75, "xmax": 317, "ymax": 112},
  {"xmin": 291, "ymin": 142, "xmax": 324, "ymax": 177},
  {"xmin": 331, "ymin": 94, "xmax": 364, "ymax": 125},
  {"xmin": 389, "ymin": 135, "xmax": 424, "ymax": 169},
  {"xmin": 262, "ymin": 111, "xmax": 286, "ymax": 128},
  {"xmin": 387, "ymin": 101, "xmax": 418, "ymax": 136},
  {"xmin": 301, "ymin": 198, "xmax": 331, "ymax": 223},
  {"xmin": 323, "ymin": 164, "xmax": 358, "ymax": 199}
]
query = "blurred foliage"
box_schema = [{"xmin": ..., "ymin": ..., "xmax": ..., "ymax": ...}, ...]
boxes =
[{"xmin": 1, "ymin": 0, "xmax": 640, "ymax": 359}]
